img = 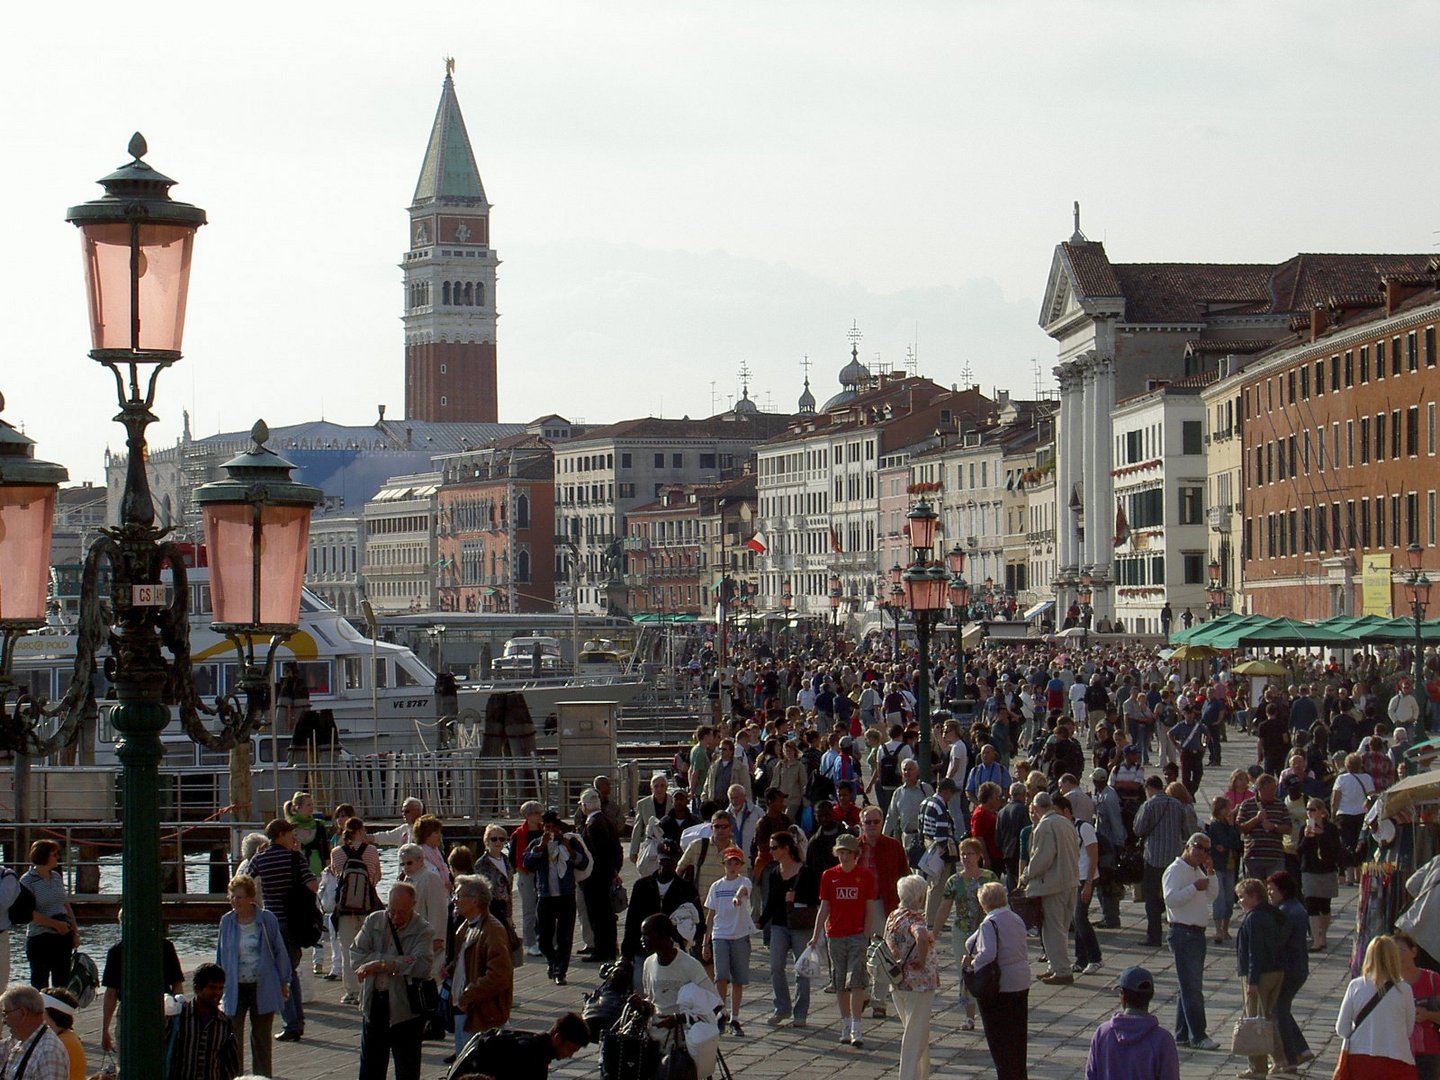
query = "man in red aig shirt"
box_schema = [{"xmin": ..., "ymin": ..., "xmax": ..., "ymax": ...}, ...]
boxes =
[{"xmin": 808, "ymin": 833, "xmax": 878, "ymax": 1048}]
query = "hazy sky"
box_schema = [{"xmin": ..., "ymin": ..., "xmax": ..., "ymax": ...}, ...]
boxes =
[{"xmin": 5, "ymin": 1, "xmax": 1439, "ymax": 483}]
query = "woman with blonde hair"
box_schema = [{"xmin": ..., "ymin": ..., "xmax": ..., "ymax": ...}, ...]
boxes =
[
  {"xmin": 216, "ymin": 873, "xmax": 291, "ymax": 1077},
  {"xmin": 885, "ymin": 875, "xmax": 939, "ymax": 1080},
  {"xmin": 1334, "ymin": 934, "xmax": 1417, "ymax": 1079},
  {"xmin": 1222, "ymin": 768, "xmax": 1254, "ymax": 811},
  {"xmin": 932, "ymin": 837, "xmax": 999, "ymax": 1032}
]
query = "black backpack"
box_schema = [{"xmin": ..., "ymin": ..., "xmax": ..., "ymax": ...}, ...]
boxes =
[
  {"xmin": 877, "ymin": 743, "xmax": 902, "ymax": 789},
  {"xmin": 3, "ymin": 869, "xmax": 36, "ymax": 926}
]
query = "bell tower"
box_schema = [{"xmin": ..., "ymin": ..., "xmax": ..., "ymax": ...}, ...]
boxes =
[{"xmin": 403, "ymin": 62, "xmax": 499, "ymax": 422}]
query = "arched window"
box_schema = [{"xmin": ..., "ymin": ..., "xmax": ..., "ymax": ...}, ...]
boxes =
[
  {"xmin": 476, "ymin": 282, "xmax": 485, "ymax": 306},
  {"xmin": 463, "ymin": 282, "xmax": 473, "ymax": 305},
  {"xmin": 517, "ymin": 549, "xmax": 531, "ymax": 583},
  {"xmin": 442, "ymin": 281, "xmax": 451, "ymax": 305}
]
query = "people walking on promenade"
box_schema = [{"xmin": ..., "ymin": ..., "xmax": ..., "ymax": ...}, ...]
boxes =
[
  {"xmin": 330, "ymin": 816, "xmax": 383, "ymax": 1006},
  {"xmin": 352, "ymin": 880, "xmax": 435, "ymax": 1080},
  {"xmin": 21, "ymin": 841, "xmax": 77, "ymax": 991},
  {"xmin": 1084, "ymin": 965, "xmax": 1180, "ymax": 1080},
  {"xmin": 964, "ymin": 881, "xmax": 1030, "ymax": 1080},
  {"xmin": 808, "ymin": 832, "xmax": 877, "ymax": 1048},
  {"xmin": 1161, "ymin": 832, "xmax": 1219, "ymax": 1050},
  {"xmin": 247, "ymin": 818, "xmax": 318, "ymax": 1042},
  {"xmin": 216, "ymin": 873, "xmax": 292, "ymax": 1077},
  {"xmin": 884, "ymin": 874, "xmax": 939, "ymax": 1080}
]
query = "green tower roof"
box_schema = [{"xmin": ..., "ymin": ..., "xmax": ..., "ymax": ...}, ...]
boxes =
[{"xmin": 412, "ymin": 74, "xmax": 486, "ymax": 207}]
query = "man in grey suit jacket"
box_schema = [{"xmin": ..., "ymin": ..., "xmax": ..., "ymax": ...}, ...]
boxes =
[{"xmin": 1018, "ymin": 790, "xmax": 1080, "ymax": 983}]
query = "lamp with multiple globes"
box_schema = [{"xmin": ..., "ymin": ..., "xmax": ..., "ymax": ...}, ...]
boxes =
[
  {"xmin": 0, "ymin": 136, "xmax": 330, "ymax": 1078},
  {"xmin": 901, "ymin": 498, "xmax": 947, "ymax": 777},
  {"xmin": 828, "ymin": 572, "xmax": 842, "ymax": 629},
  {"xmin": 1407, "ymin": 543, "xmax": 1432, "ymax": 726}
]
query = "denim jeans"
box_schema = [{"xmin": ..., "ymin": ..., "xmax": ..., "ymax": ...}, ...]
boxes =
[
  {"xmin": 1274, "ymin": 972, "xmax": 1309, "ymax": 1064},
  {"xmin": 1073, "ymin": 887, "xmax": 1102, "ymax": 967},
  {"xmin": 1168, "ymin": 923, "xmax": 1208, "ymax": 1044},
  {"xmin": 768, "ymin": 924, "xmax": 811, "ymax": 1020},
  {"xmin": 280, "ymin": 944, "xmax": 305, "ymax": 1034}
]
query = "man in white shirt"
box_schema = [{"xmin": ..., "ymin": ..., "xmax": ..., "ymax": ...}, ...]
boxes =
[
  {"xmin": 1068, "ymin": 678, "xmax": 1089, "ymax": 732},
  {"xmin": 944, "ymin": 720, "xmax": 969, "ymax": 826},
  {"xmin": 1161, "ymin": 833, "xmax": 1220, "ymax": 1051},
  {"xmin": 372, "ymin": 798, "xmax": 425, "ymax": 846},
  {"xmin": 1057, "ymin": 795, "xmax": 1102, "ymax": 975}
]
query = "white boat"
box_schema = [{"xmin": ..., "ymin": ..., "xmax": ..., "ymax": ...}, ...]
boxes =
[
  {"xmin": 13, "ymin": 572, "xmax": 645, "ymax": 764},
  {"xmin": 490, "ymin": 635, "xmax": 565, "ymax": 676}
]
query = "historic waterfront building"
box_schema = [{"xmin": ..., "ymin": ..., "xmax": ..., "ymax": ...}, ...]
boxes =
[
  {"xmin": 403, "ymin": 67, "xmax": 500, "ymax": 423},
  {"xmin": 1236, "ymin": 270, "xmax": 1440, "ymax": 619},
  {"xmin": 1039, "ymin": 206, "xmax": 1432, "ymax": 624}
]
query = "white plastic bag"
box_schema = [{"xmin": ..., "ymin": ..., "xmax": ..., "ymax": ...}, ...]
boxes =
[
  {"xmin": 794, "ymin": 944, "xmax": 822, "ymax": 980},
  {"xmin": 671, "ymin": 902, "xmax": 701, "ymax": 947},
  {"xmin": 918, "ymin": 842, "xmax": 948, "ymax": 882},
  {"xmin": 319, "ymin": 868, "xmax": 339, "ymax": 915},
  {"xmin": 636, "ymin": 820, "xmax": 665, "ymax": 878}
]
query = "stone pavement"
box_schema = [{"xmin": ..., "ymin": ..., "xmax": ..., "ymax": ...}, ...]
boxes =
[{"xmin": 64, "ymin": 735, "xmax": 1364, "ymax": 1078}]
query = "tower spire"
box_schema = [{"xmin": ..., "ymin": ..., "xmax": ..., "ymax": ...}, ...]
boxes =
[{"xmin": 404, "ymin": 68, "xmax": 499, "ymax": 423}]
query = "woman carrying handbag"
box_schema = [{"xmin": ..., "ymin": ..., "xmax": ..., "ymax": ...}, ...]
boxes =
[{"xmin": 1333, "ymin": 935, "xmax": 1418, "ymax": 1080}]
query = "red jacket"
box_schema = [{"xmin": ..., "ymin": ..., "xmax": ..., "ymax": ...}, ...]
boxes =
[{"xmin": 859, "ymin": 833, "xmax": 909, "ymax": 914}]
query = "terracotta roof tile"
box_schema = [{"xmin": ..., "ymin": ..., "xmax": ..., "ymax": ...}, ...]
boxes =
[{"xmin": 1061, "ymin": 242, "xmax": 1123, "ymax": 297}]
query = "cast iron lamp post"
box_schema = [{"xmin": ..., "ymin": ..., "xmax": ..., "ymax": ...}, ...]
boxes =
[
  {"xmin": 0, "ymin": 135, "xmax": 326, "ymax": 1078},
  {"xmin": 1406, "ymin": 542, "xmax": 1431, "ymax": 728},
  {"xmin": 1077, "ymin": 573, "xmax": 1093, "ymax": 647},
  {"xmin": 780, "ymin": 586, "xmax": 792, "ymax": 654},
  {"xmin": 1205, "ymin": 557, "xmax": 1224, "ymax": 619},
  {"xmin": 828, "ymin": 572, "xmax": 842, "ymax": 631},
  {"xmin": 902, "ymin": 499, "xmax": 947, "ymax": 778},
  {"xmin": 946, "ymin": 544, "xmax": 970, "ymax": 709}
]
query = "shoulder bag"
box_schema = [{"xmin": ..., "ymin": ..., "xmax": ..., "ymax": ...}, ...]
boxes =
[
  {"xmin": 388, "ymin": 917, "xmax": 440, "ymax": 1019},
  {"xmin": 1333, "ymin": 981, "xmax": 1395, "ymax": 1080},
  {"xmin": 961, "ymin": 920, "xmax": 1001, "ymax": 1004}
]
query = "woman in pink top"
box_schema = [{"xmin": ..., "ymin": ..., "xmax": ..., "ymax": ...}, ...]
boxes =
[
  {"xmin": 415, "ymin": 814, "xmax": 453, "ymax": 884},
  {"xmin": 1397, "ymin": 931, "xmax": 1440, "ymax": 1080},
  {"xmin": 1222, "ymin": 768, "xmax": 1253, "ymax": 811}
]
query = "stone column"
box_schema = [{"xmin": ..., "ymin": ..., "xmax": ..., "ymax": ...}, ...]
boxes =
[
  {"xmin": 1055, "ymin": 365, "xmax": 1080, "ymax": 579},
  {"xmin": 1092, "ymin": 357, "xmax": 1118, "ymax": 620},
  {"xmin": 1080, "ymin": 355, "xmax": 1099, "ymax": 573}
]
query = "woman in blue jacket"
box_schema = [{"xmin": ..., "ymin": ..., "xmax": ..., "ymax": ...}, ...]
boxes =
[{"xmin": 216, "ymin": 873, "xmax": 293, "ymax": 1077}]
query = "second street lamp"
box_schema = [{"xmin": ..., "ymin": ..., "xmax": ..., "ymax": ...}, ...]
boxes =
[
  {"xmin": 1407, "ymin": 542, "xmax": 1431, "ymax": 729},
  {"xmin": 903, "ymin": 498, "xmax": 946, "ymax": 779},
  {"xmin": 829, "ymin": 572, "xmax": 842, "ymax": 630}
]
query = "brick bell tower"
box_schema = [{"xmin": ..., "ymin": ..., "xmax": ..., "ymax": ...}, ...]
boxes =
[{"xmin": 403, "ymin": 61, "xmax": 499, "ymax": 422}]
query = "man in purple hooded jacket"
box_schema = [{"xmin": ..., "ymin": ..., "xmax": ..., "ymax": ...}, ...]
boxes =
[{"xmin": 1085, "ymin": 965, "xmax": 1181, "ymax": 1080}]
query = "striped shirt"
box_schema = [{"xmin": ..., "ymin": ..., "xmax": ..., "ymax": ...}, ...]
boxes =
[
  {"xmin": 920, "ymin": 793, "xmax": 956, "ymax": 844},
  {"xmin": 1236, "ymin": 795, "xmax": 1290, "ymax": 864},
  {"xmin": 1132, "ymin": 794, "xmax": 1187, "ymax": 868},
  {"xmin": 19, "ymin": 870, "xmax": 69, "ymax": 940},
  {"xmin": 248, "ymin": 846, "xmax": 315, "ymax": 930}
]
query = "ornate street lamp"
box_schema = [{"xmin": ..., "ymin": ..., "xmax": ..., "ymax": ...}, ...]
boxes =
[
  {"xmin": 47, "ymin": 136, "xmax": 321, "ymax": 1077},
  {"xmin": 1407, "ymin": 542, "xmax": 1431, "ymax": 727},
  {"xmin": 828, "ymin": 572, "xmax": 842, "ymax": 630},
  {"xmin": 902, "ymin": 498, "xmax": 947, "ymax": 777},
  {"xmin": 780, "ymin": 585, "xmax": 793, "ymax": 654}
]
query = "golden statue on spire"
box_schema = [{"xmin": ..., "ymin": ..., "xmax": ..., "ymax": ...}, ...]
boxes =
[{"xmin": 445, "ymin": 56, "xmax": 455, "ymax": 77}]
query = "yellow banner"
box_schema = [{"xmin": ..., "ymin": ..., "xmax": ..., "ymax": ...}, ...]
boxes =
[{"xmin": 1362, "ymin": 553, "xmax": 1393, "ymax": 617}]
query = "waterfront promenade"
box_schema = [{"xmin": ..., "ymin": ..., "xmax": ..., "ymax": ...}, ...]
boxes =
[{"xmin": 56, "ymin": 731, "xmax": 1370, "ymax": 1079}]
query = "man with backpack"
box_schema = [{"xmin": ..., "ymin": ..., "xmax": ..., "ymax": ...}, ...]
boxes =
[
  {"xmin": 882, "ymin": 759, "xmax": 932, "ymax": 867},
  {"xmin": 872, "ymin": 724, "xmax": 913, "ymax": 813},
  {"xmin": 329, "ymin": 817, "xmax": 382, "ymax": 1006}
]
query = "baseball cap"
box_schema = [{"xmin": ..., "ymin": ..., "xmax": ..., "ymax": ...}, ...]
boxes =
[
  {"xmin": 722, "ymin": 847, "xmax": 746, "ymax": 862},
  {"xmin": 1113, "ymin": 966, "xmax": 1155, "ymax": 993},
  {"xmin": 832, "ymin": 833, "xmax": 860, "ymax": 853},
  {"xmin": 1091, "ymin": 767, "xmax": 1109, "ymax": 783},
  {"xmin": 1122, "ymin": 743, "xmax": 1140, "ymax": 754},
  {"xmin": 541, "ymin": 809, "xmax": 563, "ymax": 825}
]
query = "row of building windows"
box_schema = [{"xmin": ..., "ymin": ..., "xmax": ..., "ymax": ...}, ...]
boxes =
[
  {"xmin": 759, "ymin": 448, "xmax": 831, "ymax": 478},
  {"xmin": 562, "ymin": 451, "xmax": 726, "ymax": 474},
  {"xmin": 1247, "ymin": 327, "xmax": 1436, "ymax": 418},
  {"xmin": 440, "ymin": 494, "xmax": 531, "ymax": 531},
  {"xmin": 367, "ymin": 515, "xmax": 429, "ymax": 535},
  {"xmin": 1247, "ymin": 404, "xmax": 1436, "ymax": 485},
  {"xmin": 1247, "ymin": 492, "xmax": 1439, "ymax": 559},
  {"xmin": 759, "ymin": 492, "xmax": 829, "ymax": 517}
]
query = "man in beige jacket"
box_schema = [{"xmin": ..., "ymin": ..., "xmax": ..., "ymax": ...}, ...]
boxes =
[{"xmin": 1018, "ymin": 790, "xmax": 1080, "ymax": 984}]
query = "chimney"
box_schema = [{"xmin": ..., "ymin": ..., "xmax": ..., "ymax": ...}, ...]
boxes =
[
  {"xmin": 1309, "ymin": 306, "xmax": 1324, "ymax": 343},
  {"xmin": 378, "ymin": 404, "xmax": 387, "ymax": 422},
  {"xmin": 1386, "ymin": 278, "xmax": 1404, "ymax": 314}
]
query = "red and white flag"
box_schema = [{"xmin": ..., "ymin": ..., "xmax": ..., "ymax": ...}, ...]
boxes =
[
  {"xmin": 830, "ymin": 525, "xmax": 843, "ymax": 554},
  {"xmin": 1114, "ymin": 500, "xmax": 1131, "ymax": 548},
  {"xmin": 746, "ymin": 530, "xmax": 768, "ymax": 555}
]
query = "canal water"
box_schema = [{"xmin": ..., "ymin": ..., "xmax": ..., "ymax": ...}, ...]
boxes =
[{"xmin": 83, "ymin": 845, "xmax": 406, "ymax": 958}]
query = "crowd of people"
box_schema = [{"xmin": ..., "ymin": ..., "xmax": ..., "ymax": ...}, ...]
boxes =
[{"xmin": 0, "ymin": 632, "xmax": 1438, "ymax": 1079}]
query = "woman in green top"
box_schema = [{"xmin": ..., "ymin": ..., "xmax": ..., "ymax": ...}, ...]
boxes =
[
  {"xmin": 285, "ymin": 792, "xmax": 331, "ymax": 975},
  {"xmin": 931, "ymin": 837, "xmax": 999, "ymax": 1030}
]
